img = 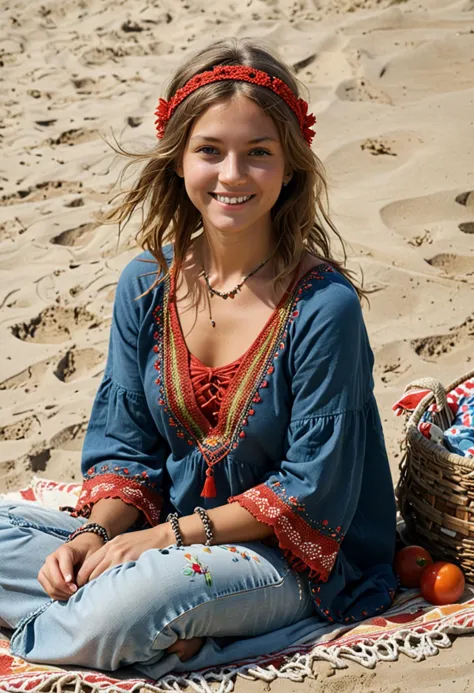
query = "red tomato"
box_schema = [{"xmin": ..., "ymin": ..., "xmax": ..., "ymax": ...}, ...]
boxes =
[
  {"xmin": 394, "ymin": 545, "xmax": 433, "ymax": 588},
  {"xmin": 420, "ymin": 561, "xmax": 465, "ymax": 606}
]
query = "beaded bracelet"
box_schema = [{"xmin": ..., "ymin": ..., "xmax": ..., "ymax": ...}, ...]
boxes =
[
  {"xmin": 66, "ymin": 522, "xmax": 110, "ymax": 544},
  {"xmin": 166, "ymin": 512, "xmax": 184, "ymax": 547},
  {"xmin": 193, "ymin": 506, "xmax": 214, "ymax": 546}
]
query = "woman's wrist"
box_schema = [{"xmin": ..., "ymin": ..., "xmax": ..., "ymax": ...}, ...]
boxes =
[
  {"xmin": 68, "ymin": 530, "xmax": 105, "ymax": 547},
  {"xmin": 152, "ymin": 521, "xmax": 177, "ymax": 548}
]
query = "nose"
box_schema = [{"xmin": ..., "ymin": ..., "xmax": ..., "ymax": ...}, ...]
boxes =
[{"xmin": 218, "ymin": 153, "xmax": 248, "ymax": 186}]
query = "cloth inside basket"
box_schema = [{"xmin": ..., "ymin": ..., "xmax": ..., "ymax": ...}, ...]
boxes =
[{"xmin": 392, "ymin": 378, "xmax": 474, "ymax": 458}]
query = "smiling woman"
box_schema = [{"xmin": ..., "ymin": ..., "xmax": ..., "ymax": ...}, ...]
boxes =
[
  {"xmin": 177, "ymin": 96, "xmax": 290, "ymax": 251},
  {"xmin": 0, "ymin": 37, "xmax": 398, "ymax": 680}
]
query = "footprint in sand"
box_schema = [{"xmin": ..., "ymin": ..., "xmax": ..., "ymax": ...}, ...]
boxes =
[
  {"xmin": 425, "ymin": 254, "xmax": 474, "ymax": 277},
  {"xmin": 80, "ymin": 42, "xmax": 147, "ymax": 66},
  {"xmin": 455, "ymin": 191, "xmax": 474, "ymax": 234},
  {"xmin": 336, "ymin": 78, "xmax": 392, "ymax": 105},
  {"xmin": 0, "ymin": 415, "xmax": 41, "ymax": 442},
  {"xmin": 455, "ymin": 191, "xmax": 474, "ymax": 208},
  {"xmin": 0, "ymin": 347, "xmax": 103, "ymax": 390},
  {"xmin": 51, "ymin": 222, "xmax": 100, "ymax": 248},
  {"xmin": 0, "ymin": 357, "xmax": 52, "ymax": 391},
  {"xmin": 1, "ymin": 444, "xmax": 52, "ymax": 491},
  {"xmin": 411, "ymin": 314, "xmax": 474, "ymax": 360},
  {"xmin": 11, "ymin": 305, "xmax": 99, "ymax": 344},
  {"xmin": 0, "ymin": 217, "xmax": 28, "ymax": 242},
  {"xmin": 127, "ymin": 116, "xmax": 143, "ymax": 128},
  {"xmin": 380, "ymin": 190, "xmax": 474, "ymax": 243},
  {"xmin": 50, "ymin": 422, "xmax": 88, "ymax": 452},
  {"xmin": 324, "ymin": 131, "xmax": 420, "ymax": 186},
  {"xmin": 369, "ymin": 34, "xmax": 474, "ymax": 104},
  {"xmin": 41, "ymin": 128, "xmax": 99, "ymax": 148},
  {"xmin": 1, "ymin": 180, "xmax": 84, "ymax": 206},
  {"xmin": 0, "ymin": 459, "xmax": 33, "ymax": 492},
  {"xmin": 54, "ymin": 347, "xmax": 104, "ymax": 383},
  {"xmin": 71, "ymin": 76, "xmax": 97, "ymax": 93},
  {"xmin": 64, "ymin": 197, "xmax": 84, "ymax": 208}
]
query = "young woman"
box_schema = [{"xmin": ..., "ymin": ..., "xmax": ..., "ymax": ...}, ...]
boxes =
[{"xmin": 0, "ymin": 38, "xmax": 397, "ymax": 678}]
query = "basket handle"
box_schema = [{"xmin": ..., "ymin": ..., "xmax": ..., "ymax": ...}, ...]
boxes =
[
  {"xmin": 403, "ymin": 377, "xmax": 448, "ymax": 411},
  {"xmin": 404, "ymin": 376, "xmax": 454, "ymax": 429}
]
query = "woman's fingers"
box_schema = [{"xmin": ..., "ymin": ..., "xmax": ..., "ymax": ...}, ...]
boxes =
[
  {"xmin": 37, "ymin": 567, "xmax": 72, "ymax": 602},
  {"xmin": 57, "ymin": 548, "xmax": 77, "ymax": 589},
  {"xmin": 88, "ymin": 558, "xmax": 111, "ymax": 583},
  {"xmin": 76, "ymin": 544, "xmax": 106, "ymax": 586},
  {"xmin": 43, "ymin": 553, "xmax": 77, "ymax": 596}
]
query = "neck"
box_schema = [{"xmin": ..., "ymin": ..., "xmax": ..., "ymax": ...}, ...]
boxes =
[{"xmin": 198, "ymin": 225, "xmax": 275, "ymax": 286}]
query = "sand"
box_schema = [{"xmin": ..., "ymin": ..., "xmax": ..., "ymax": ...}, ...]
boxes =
[{"xmin": 1, "ymin": 0, "xmax": 473, "ymax": 689}]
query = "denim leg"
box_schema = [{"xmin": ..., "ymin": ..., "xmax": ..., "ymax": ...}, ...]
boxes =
[
  {"xmin": 0, "ymin": 501, "xmax": 83, "ymax": 629},
  {"xmin": 10, "ymin": 540, "xmax": 315, "ymax": 674}
]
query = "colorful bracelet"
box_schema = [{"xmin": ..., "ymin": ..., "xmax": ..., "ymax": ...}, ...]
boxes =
[
  {"xmin": 193, "ymin": 506, "xmax": 214, "ymax": 546},
  {"xmin": 66, "ymin": 522, "xmax": 110, "ymax": 544},
  {"xmin": 166, "ymin": 512, "xmax": 184, "ymax": 547}
]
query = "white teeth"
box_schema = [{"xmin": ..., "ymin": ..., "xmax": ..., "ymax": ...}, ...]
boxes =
[{"xmin": 214, "ymin": 194, "xmax": 252, "ymax": 205}]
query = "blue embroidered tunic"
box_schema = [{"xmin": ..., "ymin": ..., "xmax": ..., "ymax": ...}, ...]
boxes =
[{"xmin": 74, "ymin": 244, "xmax": 398, "ymax": 626}]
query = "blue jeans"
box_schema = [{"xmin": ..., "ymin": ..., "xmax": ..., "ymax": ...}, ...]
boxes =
[{"xmin": 0, "ymin": 501, "xmax": 315, "ymax": 678}]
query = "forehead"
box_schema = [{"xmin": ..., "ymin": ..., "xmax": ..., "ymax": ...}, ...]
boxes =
[{"xmin": 189, "ymin": 93, "xmax": 280, "ymax": 141}]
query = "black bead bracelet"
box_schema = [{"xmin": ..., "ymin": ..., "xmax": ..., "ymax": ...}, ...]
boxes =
[
  {"xmin": 166, "ymin": 512, "xmax": 184, "ymax": 547},
  {"xmin": 66, "ymin": 522, "xmax": 110, "ymax": 544},
  {"xmin": 194, "ymin": 506, "xmax": 214, "ymax": 546}
]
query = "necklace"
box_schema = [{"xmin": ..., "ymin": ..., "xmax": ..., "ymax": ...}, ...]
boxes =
[{"xmin": 201, "ymin": 252, "xmax": 274, "ymax": 328}]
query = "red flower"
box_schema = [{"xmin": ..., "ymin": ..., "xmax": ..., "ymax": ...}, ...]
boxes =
[
  {"xmin": 297, "ymin": 99, "xmax": 317, "ymax": 145},
  {"xmin": 155, "ymin": 98, "xmax": 171, "ymax": 139}
]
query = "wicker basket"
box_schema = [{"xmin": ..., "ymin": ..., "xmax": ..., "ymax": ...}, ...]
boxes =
[{"xmin": 396, "ymin": 370, "xmax": 474, "ymax": 583}]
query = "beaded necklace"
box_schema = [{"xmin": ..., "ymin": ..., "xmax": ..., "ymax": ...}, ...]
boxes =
[{"xmin": 201, "ymin": 252, "xmax": 274, "ymax": 328}]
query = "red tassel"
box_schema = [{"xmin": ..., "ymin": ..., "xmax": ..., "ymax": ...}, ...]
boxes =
[{"xmin": 201, "ymin": 468, "xmax": 217, "ymax": 498}]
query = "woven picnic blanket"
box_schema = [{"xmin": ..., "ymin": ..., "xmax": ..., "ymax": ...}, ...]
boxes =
[{"xmin": 1, "ymin": 477, "xmax": 474, "ymax": 693}]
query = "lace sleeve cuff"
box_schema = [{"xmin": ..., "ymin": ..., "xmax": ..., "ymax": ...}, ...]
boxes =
[
  {"xmin": 71, "ymin": 473, "xmax": 163, "ymax": 527},
  {"xmin": 229, "ymin": 483, "xmax": 342, "ymax": 582}
]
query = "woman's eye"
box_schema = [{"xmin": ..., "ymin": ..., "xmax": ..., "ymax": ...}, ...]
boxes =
[
  {"xmin": 197, "ymin": 146, "xmax": 219, "ymax": 155},
  {"xmin": 249, "ymin": 148, "xmax": 271, "ymax": 156}
]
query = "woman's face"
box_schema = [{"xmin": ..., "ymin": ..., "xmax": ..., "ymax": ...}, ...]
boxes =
[{"xmin": 178, "ymin": 93, "xmax": 290, "ymax": 237}]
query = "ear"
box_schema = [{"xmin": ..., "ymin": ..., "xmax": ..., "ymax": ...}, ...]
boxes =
[
  {"xmin": 283, "ymin": 171, "xmax": 293, "ymax": 186},
  {"xmin": 175, "ymin": 163, "xmax": 184, "ymax": 178}
]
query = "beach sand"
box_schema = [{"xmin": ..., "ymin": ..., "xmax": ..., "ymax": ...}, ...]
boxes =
[{"xmin": 1, "ymin": 0, "xmax": 473, "ymax": 689}]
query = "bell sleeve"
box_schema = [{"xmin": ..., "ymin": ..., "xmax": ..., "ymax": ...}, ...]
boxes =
[
  {"xmin": 229, "ymin": 279, "xmax": 380, "ymax": 582},
  {"xmin": 71, "ymin": 258, "xmax": 167, "ymax": 527}
]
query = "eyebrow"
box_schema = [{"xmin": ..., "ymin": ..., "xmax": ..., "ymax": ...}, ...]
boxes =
[{"xmin": 190, "ymin": 135, "xmax": 278, "ymax": 144}]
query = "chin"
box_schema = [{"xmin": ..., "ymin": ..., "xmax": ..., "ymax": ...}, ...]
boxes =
[{"xmin": 204, "ymin": 215, "xmax": 255, "ymax": 235}]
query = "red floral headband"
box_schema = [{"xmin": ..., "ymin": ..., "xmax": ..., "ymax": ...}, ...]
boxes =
[{"xmin": 154, "ymin": 64, "xmax": 316, "ymax": 146}]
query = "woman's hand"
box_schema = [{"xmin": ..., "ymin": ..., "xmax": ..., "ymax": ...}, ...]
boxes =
[
  {"xmin": 38, "ymin": 532, "xmax": 105, "ymax": 601},
  {"xmin": 76, "ymin": 525, "xmax": 173, "ymax": 587}
]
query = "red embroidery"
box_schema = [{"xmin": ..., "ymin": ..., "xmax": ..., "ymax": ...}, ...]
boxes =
[
  {"xmin": 229, "ymin": 484, "xmax": 341, "ymax": 581},
  {"xmin": 72, "ymin": 473, "xmax": 163, "ymax": 526},
  {"xmin": 154, "ymin": 262, "xmax": 334, "ymax": 497}
]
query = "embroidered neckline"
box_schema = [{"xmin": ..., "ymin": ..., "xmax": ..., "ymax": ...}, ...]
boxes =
[
  {"xmin": 152, "ymin": 260, "xmax": 334, "ymax": 477},
  {"xmin": 171, "ymin": 258, "xmax": 328, "ymax": 374}
]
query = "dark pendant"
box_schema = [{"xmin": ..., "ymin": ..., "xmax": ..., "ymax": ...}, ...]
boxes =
[{"xmin": 211, "ymin": 320, "xmax": 216, "ymax": 328}]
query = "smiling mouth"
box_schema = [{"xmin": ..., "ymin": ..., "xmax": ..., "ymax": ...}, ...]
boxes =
[{"xmin": 209, "ymin": 193, "xmax": 256, "ymax": 206}]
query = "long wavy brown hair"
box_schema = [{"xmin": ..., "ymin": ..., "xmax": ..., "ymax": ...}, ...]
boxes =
[{"xmin": 99, "ymin": 38, "xmax": 367, "ymax": 301}]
